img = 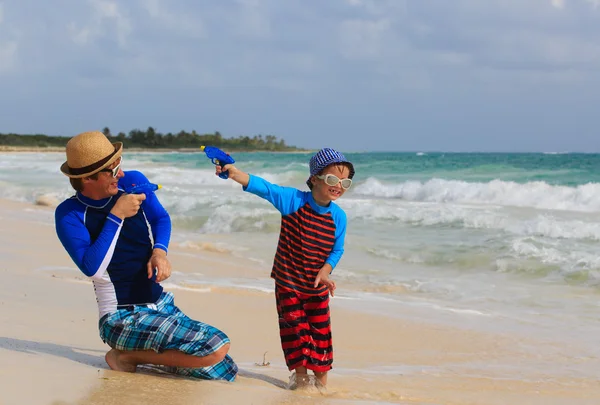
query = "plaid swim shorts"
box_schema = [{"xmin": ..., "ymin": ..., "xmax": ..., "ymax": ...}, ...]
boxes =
[{"xmin": 99, "ymin": 291, "xmax": 238, "ymax": 381}]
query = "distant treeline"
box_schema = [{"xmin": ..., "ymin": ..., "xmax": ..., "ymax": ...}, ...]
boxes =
[{"xmin": 0, "ymin": 127, "xmax": 303, "ymax": 151}]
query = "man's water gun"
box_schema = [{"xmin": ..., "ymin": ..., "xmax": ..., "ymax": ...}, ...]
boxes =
[
  {"xmin": 200, "ymin": 146, "xmax": 235, "ymax": 179},
  {"xmin": 122, "ymin": 182, "xmax": 162, "ymax": 196}
]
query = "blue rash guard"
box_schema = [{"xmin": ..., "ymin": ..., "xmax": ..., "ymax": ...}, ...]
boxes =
[{"xmin": 55, "ymin": 171, "xmax": 171, "ymax": 318}]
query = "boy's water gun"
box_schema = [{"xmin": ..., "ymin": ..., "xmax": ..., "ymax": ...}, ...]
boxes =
[
  {"xmin": 200, "ymin": 145, "xmax": 235, "ymax": 179},
  {"xmin": 122, "ymin": 182, "xmax": 162, "ymax": 196}
]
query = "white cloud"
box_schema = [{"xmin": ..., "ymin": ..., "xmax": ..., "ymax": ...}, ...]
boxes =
[
  {"xmin": 4, "ymin": 1, "xmax": 600, "ymax": 93},
  {"xmin": 338, "ymin": 18, "xmax": 394, "ymax": 60},
  {"xmin": 68, "ymin": 23, "xmax": 91, "ymax": 45},
  {"xmin": 0, "ymin": 2, "xmax": 18, "ymax": 73},
  {"xmin": 549, "ymin": 0, "xmax": 600, "ymax": 9},
  {"xmin": 549, "ymin": 0, "xmax": 600, "ymax": 8},
  {"xmin": 140, "ymin": 0, "xmax": 205, "ymax": 38},
  {"xmin": 0, "ymin": 40, "xmax": 16, "ymax": 72},
  {"xmin": 586, "ymin": 0, "xmax": 600, "ymax": 8},
  {"xmin": 231, "ymin": 0, "xmax": 272, "ymax": 39},
  {"xmin": 68, "ymin": 0, "xmax": 132, "ymax": 47},
  {"xmin": 345, "ymin": 0, "xmax": 408, "ymax": 17}
]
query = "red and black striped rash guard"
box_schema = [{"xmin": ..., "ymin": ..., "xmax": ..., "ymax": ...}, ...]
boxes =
[{"xmin": 244, "ymin": 175, "xmax": 347, "ymax": 296}]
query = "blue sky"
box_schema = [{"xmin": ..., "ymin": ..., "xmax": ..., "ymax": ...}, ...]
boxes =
[{"xmin": 0, "ymin": 0, "xmax": 599, "ymax": 152}]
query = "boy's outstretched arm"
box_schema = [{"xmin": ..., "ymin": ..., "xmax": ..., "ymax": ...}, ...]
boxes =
[{"xmin": 216, "ymin": 164, "xmax": 249, "ymax": 187}]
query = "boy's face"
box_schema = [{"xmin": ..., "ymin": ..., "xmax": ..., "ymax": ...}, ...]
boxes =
[{"xmin": 311, "ymin": 164, "xmax": 351, "ymax": 203}]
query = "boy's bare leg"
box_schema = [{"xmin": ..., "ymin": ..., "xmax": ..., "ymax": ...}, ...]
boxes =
[
  {"xmin": 294, "ymin": 366, "xmax": 311, "ymax": 388},
  {"xmin": 105, "ymin": 344, "xmax": 230, "ymax": 373},
  {"xmin": 314, "ymin": 370, "xmax": 328, "ymax": 387}
]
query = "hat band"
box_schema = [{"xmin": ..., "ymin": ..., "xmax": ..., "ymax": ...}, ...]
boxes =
[{"xmin": 67, "ymin": 147, "xmax": 119, "ymax": 176}]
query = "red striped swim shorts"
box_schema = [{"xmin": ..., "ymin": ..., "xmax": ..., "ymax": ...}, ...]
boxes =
[{"xmin": 275, "ymin": 284, "xmax": 333, "ymax": 372}]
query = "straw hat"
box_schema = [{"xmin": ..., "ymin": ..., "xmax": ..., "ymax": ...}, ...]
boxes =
[{"xmin": 60, "ymin": 131, "xmax": 123, "ymax": 178}]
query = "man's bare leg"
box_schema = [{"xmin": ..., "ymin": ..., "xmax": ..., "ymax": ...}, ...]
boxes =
[
  {"xmin": 105, "ymin": 343, "xmax": 230, "ymax": 373},
  {"xmin": 105, "ymin": 349, "xmax": 137, "ymax": 372}
]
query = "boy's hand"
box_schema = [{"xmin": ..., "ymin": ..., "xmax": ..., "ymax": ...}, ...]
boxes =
[
  {"xmin": 314, "ymin": 265, "xmax": 336, "ymax": 297},
  {"xmin": 216, "ymin": 163, "xmax": 237, "ymax": 178},
  {"xmin": 216, "ymin": 164, "xmax": 250, "ymax": 187}
]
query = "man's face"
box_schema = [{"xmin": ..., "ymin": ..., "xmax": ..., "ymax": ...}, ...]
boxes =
[
  {"xmin": 83, "ymin": 157, "xmax": 124, "ymax": 198},
  {"xmin": 311, "ymin": 164, "xmax": 351, "ymax": 203}
]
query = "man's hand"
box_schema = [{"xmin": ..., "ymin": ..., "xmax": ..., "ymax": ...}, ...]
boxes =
[
  {"xmin": 110, "ymin": 193, "xmax": 146, "ymax": 219},
  {"xmin": 147, "ymin": 248, "xmax": 172, "ymax": 283},
  {"xmin": 314, "ymin": 264, "xmax": 336, "ymax": 297}
]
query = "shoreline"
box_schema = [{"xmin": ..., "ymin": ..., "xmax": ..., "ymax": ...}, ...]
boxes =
[{"xmin": 0, "ymin": 145, "xmax": 313, "ymax": 153}]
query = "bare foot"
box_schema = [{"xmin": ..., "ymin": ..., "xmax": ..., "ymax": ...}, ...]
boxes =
[
  {"xmin": 289, "ymin": 371, "xmax": 313, "ymax": 390},
  {"xmin": 315, "ymin": 378, "xmax": 328, "ymax": 394},
  {"xmin": 297, "ymin": 374, "xmax": 311, "ymax": 388},
  {"xmin": 105, "ymin": 349, "xmax": 137, "ymax": 373}
]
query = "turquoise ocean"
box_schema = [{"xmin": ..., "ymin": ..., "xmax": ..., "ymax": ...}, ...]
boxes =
[{"xmin": 2, "ymin": 150, "xmax": 600, "ymax": 378}]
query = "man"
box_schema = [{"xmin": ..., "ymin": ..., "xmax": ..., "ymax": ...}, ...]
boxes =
[{"xmin": 54, "ymin": 131, "xmax": 237, "ymax": 381}]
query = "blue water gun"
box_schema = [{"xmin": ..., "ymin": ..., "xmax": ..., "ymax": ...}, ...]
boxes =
[
  {"xmin": 200, "ymin": 145, "xmax": 235, "ymax": 179},
  {"xmin": 122, "ymin": 182, "xmax": 162, "ymax": 196}
]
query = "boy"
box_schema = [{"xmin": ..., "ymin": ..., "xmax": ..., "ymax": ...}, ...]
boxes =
[{"xmin": 215, "ymin": 148, "xmax": 355, "ymax": 389}]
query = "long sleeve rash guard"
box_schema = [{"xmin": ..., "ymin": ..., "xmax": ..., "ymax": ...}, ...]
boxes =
[
  {"xmin": 55, "ymin": 170, "xmax": 171, "ymax": 317},
  {"xmin": 244, "ymin": 175, "xmax": 347, "ymax": 295}
]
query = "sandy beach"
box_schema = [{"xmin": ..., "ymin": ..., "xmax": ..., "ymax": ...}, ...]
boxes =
[
  {"xmin": 0, "ymin": 197, "xmax": 599, "ymax": 405},
  {"xmin": 0, "ymin": 146, "xmax": 66, "ymax": 152}
]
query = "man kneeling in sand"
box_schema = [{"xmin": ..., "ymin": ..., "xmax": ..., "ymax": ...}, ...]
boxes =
[{"xmin": 54, "ymin": 131, "xmax": 237, "ymax": 381}]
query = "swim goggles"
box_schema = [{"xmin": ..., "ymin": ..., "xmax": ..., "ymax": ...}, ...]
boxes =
[{"xmin": 316, "ymin": 173, "xmax": 352, "ymax": 190}]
